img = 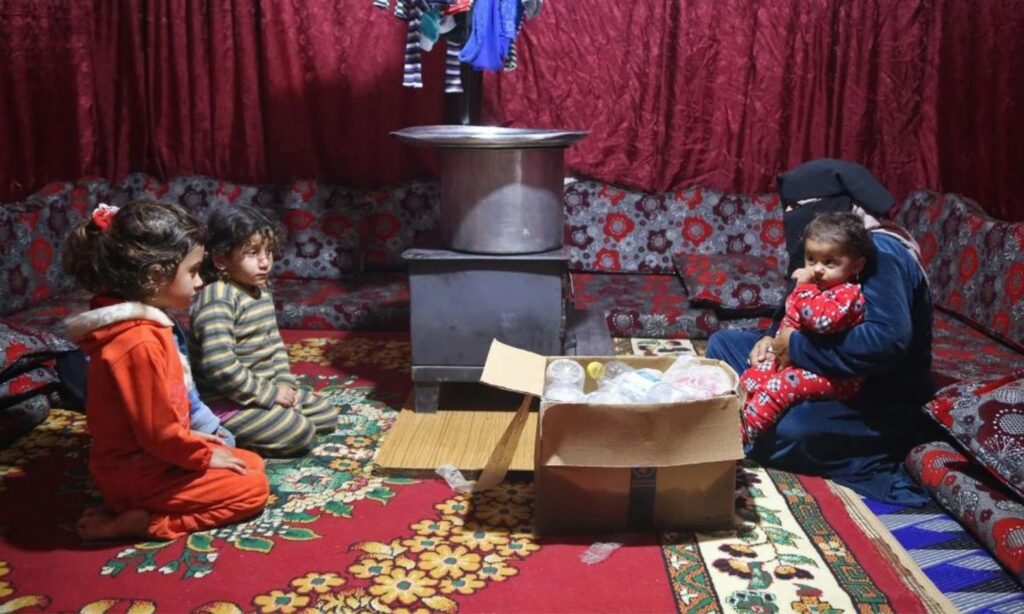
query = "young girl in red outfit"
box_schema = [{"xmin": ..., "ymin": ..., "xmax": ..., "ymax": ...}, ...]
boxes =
[
  {"xmin": 63, "ymin": 201, "xmax": 269, "ymax": 542},
  {"xmin": 739, "ymin": 212, "xmax": 873, "ymax": 445}
]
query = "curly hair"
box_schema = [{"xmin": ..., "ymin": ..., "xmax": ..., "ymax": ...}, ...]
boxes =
[
  {"xmin": 63, "ymin": 201, "xmax": 205, "ymax": 301},
  {"xmin": 200, "ymin": 205, "xmax": 282, "ymax": 283},
  {"xmin": 803, "ymin": 211, "xmax": 874, "ymax": 260}
]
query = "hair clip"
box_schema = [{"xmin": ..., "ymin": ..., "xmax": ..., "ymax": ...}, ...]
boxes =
[{"xmin": 92, "ymin": 203, "xmax": 120, "ymax": 230}]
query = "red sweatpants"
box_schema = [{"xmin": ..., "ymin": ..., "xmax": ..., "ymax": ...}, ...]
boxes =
[
  {"xmin": 108, "ymin": 448, "xmax": 270, "ymax": 540},
  {"xmin": 739, "ymin": 357, "xmax": 862, "ymax": 445}
]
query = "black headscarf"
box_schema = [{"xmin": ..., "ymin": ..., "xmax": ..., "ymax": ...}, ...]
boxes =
[{"xmin": 777, "ymin": 158, "xmax": 894, "ymax": 275}]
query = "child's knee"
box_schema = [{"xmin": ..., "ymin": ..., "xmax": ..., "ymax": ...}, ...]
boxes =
[{"xmin": 278, "ymin": 417, "xmax": 316, "ymax": 455}]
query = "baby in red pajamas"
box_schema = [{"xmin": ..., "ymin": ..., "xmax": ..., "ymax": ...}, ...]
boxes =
[{"xmin": 739, "ymin": 212, "xmax": 874, "ymax": 445}]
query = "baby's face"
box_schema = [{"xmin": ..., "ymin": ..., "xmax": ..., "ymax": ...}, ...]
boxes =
[
  {"xmin": 803, "ymin": 239, "xmax": 865, "ymax": 289},
  {"xmin": 220, "ymin": 235, "xmax": 275, "ymax": 289}
]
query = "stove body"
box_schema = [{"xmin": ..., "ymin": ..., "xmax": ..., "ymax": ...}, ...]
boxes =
[{"xmin": 405, "ymin": 247, "xmax": 567, "ymax": 412}]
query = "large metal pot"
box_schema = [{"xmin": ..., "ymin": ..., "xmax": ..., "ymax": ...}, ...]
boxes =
[{"xmin": 392, "ymin": 125, "xmax": 587, "ymax": 254}]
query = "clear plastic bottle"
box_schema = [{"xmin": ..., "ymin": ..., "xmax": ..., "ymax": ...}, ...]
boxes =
[
  {"xmin": 545, "ymin": 358, "xmax": 585, "ymax": 391},
  {"xmin": 584, "ymin": 388, "xmax": 629, "ymax": 404},
  {"xmin": 613, "ymin": 368, "xmax": 664, "ymax": 403},
  {"xmin": 543, "ymin": 383, "xmax": 586, "ymax": 403},
  {"xmin": 644, "ymin": 381, "xmax": 695, "ymax": 403},
  {"xmin": 661, "ymin": 354, "xmax": 700, "ymax": 383},
  {"xmin": 586, "ymin": 360, "xmax": 633, "ymax": 388}
]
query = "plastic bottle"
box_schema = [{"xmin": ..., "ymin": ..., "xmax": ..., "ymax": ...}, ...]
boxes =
[
  {"xmin": 543, "ymin": 383, "xmax": 586, "ymax": 403},
  {"xmin": 545, "ymin": 358, "xmax": 585, "ymax": 391},
  {"xmin": 644, "ymin": 382, "xmax": 696, "ymax": 403},
  {"xmin": 661, "ymin": 354, "xmax": 701, "ymax": 382},
  {"xmin": 613, "ymin": 368, "xmax": 664, "ymax": 403},
  {"xmin": 584, "ymin": 388, "xmax": 629, "ymax": 404},
  {"xmin": 586, "ymin": 360, "xmax": 633, "ymax": 388}
]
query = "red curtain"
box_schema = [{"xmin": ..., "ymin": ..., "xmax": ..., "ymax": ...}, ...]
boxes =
[
  {"xmin": 2, "ymin": 0, "xmax": 1023, "ymax": 220},
  {"xmin": 486, "ymin": 0, "xmax": 1024, "ymax": 220}
]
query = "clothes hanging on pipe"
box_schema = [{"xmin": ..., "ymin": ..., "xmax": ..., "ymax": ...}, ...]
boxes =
[{"xmin": 373, "ymin": 0, "xmax": 535, "ymax": 89}]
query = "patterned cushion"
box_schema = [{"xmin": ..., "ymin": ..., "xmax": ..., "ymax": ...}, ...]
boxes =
[
  {"xmin": 932, "ymin": 310, "xmax": 1024, "ymax": 387},
  {"xmin": 0, "ymin": 289, "xmax": 191, "ymax": 339},
  {"xmin": 674, "ymin": 253, "xmax": 786, "ymax": 316},
  {"xmin": 0, "ymin": 321, "xmax": 74, "ymax": 379},
  {"xmin": 118, "ymin": 173, "xmax": 275, "ymax": 219},
  {"xmin": 924, "ymin": 372, "xmax": 1024, "ymax": 501},
  {"xmin": 896, "ymin": 191, "xmax": 1024, "ymax": 351},
  {"xmin": 568, "ymin": 272, "xmax": 719, "ymax": 339},
  {"xmin": 0, "ymin": 394, "xmax": 50, "ymax": 447},
  {"xmin": 272, "ymin": 273, "xmax": 409, "ymax": 331},
  {"xmin": 0, "ymin": 179, "xmax": 114, "ymax": 317},
  {"xmin": 563, "ymin": 181, "xmax": 787, "ymax": 274},
  {"xmin": 672, "ymin": 188, "xmax": 787, "ymax": 263},
  {"xmin": 274, "ymin": 181, "xmax": 363, "ymax": 280},
  {"xmin": 717, "ymin": 316, "xmax": 776, "ymax": 333},
  {"xmin": 359, "ymin": 181, "xmax": 440, "ymax": 270},
  {"xmin": 120, "ymin": 175, "xmax": 442, "ymax": 273},
  {"xmin": 906, "ymin": 441, "xmax": 1024, "ymax": 583},
  {"xmin": 0, "ymin": 289, "xmax": 92, "ymax": 339}
]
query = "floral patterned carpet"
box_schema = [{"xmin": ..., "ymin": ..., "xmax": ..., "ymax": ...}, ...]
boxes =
[{"xmin": 0, "ymin": 332, "xmax": 948, "ymax": 613}]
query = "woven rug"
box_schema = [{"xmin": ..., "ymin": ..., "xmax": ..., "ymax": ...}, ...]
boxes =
[
  {"xmin": 864, "ymin": 498, "xmax": 1024, "ymax": 612},
  {"xmin": 0, "ymin": 331, "xmax": 950, "ymax": 612}
]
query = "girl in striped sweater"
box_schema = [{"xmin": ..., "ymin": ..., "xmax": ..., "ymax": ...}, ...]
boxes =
[{"xmin": 189, "ymin": 206, "xmax": 339, "ymax": 457}]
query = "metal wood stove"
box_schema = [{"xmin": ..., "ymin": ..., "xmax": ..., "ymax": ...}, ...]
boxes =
[{"xmin": 393, "ymin": 126, "xmax": 606, "ymax": 412}]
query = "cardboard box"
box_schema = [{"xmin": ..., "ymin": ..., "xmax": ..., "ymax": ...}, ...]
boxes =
[{"xmin": 481, "ymin": 340, "xmax": 744, "ymax": 535}]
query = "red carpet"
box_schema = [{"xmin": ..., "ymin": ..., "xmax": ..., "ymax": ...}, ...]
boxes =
[{"xmin": 0, "ymin": 332, "xmax": 945, "ymax": 612}]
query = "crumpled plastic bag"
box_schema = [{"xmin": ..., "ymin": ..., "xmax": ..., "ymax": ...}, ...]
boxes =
[
  {"xmin": 580, "ymin": 542, "xmax": 622, "ymax": 565},
  {"xmin": 436, "ymin": 463, "xmax": 474, "ymax": 494}
]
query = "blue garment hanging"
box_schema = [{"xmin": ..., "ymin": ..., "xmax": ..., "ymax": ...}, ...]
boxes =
[{"xmin": 459, "ymin": 0, "xmax": 521, "ymax": 71}]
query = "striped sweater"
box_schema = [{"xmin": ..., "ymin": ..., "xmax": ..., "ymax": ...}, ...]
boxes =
[{"xmin": 188, "ymin": 280, "xmax": 297, "ymax": 408}]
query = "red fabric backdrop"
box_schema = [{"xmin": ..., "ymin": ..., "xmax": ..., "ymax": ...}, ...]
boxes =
[{"xmin": 1, "ymin": 0, "xmax": 1023, "ymax": 220}]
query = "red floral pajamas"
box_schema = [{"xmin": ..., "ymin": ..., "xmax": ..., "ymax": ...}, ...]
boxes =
[{"xmin": 739, "ymin": 282, "xmax": 866, "ymax": 445}]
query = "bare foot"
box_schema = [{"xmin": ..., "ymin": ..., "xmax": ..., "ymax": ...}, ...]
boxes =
[{"xmin": 77, "ymin": 507, "xmax": 150, "ymax": 542}]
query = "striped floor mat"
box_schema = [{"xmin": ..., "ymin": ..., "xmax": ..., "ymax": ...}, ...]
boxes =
[{"xmin": 862, "ymin": 499, "xmax": 1024, "ymax": 612}]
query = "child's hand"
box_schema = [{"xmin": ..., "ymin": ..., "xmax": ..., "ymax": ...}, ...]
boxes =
[
  {"xmin": 276, "ymin": 385, "xmax": 297, "ymax": 408},
  {"xmin": 791, "ymin": 266, "xmax": 816, "ymax": 285},
  {"xmin": 209, "ymin": 448, "xmax": 247, "ymax": 474}
]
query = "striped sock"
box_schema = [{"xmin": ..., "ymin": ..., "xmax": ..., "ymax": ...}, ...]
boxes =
[
  {"xmin": 402, "ymin": 3, "xmax": 423, "ymax": 89},
  {"xmin": 445, "ymin": 40, "xmax": 463, "ymax": 93}
]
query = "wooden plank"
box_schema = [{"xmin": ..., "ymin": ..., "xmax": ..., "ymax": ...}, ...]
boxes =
[{"xmin": 375, "ymin": 383, "xmax": 537, "ymax": 477}]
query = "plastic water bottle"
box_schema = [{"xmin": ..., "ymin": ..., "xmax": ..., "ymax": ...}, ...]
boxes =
[
  {"xmin": 546, "ymin": 358, "xmax": 585, "ymax": 391},
  {"xmin": 613, "ymin": 368, "xmax": 664, "ymax": 403},
  {"xmin": 644, "ymin": 382, "xmax": 695, "ymax": 403},
  {"xmin": 586, "ymin": 360, "xmax": 633, "ymax": 388},
  {"xmin": 662, "ymin": 354, "xmax": 700, "ymax": 382},
  {"xmin": 584, "ymin": 388, "xmax": 629, "ymax": 404},
  {"xmin": 543, "ymin": 383, "xmax": 586, "ymax": 403}
]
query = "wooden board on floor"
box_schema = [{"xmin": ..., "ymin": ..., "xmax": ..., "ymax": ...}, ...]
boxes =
[{"xmin": 375, "ymin": 383, "xmax": 537, "ymax": 477}]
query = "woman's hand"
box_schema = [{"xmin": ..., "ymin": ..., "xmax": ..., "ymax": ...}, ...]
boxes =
[
  {"xmin": 770, "ymin": 328, "xmax": 794, "ymax": 368},
  {"xmin": 276, "ymin": 385, "xmax": 297, "ymax": 408},
  {"xmin": 209, "ymin": 448, "xmax": 247, "ymax": 474},
  {"xmin": 748, "ymin": 336, "xmax": 775, "ymax": 366}
]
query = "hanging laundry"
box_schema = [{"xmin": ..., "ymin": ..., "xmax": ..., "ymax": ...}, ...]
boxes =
[
  {"xmin": 459, "ymin": 0, "xmax": 522, "ymax": 71},
  {"xmin": 402, "ymin": 0, "xmax": 426, "ymax": 88},
  {"xmin": 442, "ymin": 0, "xmax": 472, "ymax": 15},
  {"xmin": 504, "ymin": 39, "xmax": 518, "ymax": 72},
  {"xmin": 522, "ymin": 0, "xmax": 542, "ymax": 19},
  {"xmin": 420, "ymin": 6, "xmax": 442, "ymax": 52},
  {"xmin": 445, "ymin": 41, "xmax": 464, "ymax": 93},
  {"xmin": 374, "ymin": 0, "xmax": 530, "ymax": 87}
]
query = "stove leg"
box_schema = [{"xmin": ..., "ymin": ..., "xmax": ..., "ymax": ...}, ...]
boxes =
[{"xmin": 414, "ymin": 383, "xmax": 440, "ymax": 413}]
